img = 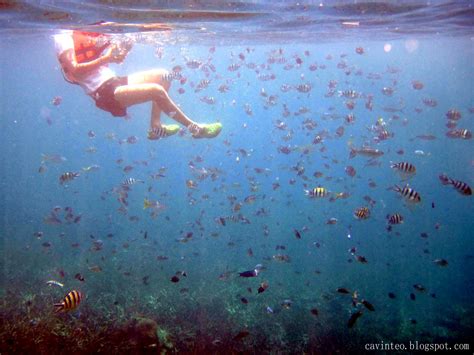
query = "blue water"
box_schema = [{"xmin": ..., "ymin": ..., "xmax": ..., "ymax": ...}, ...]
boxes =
[{"xmin": 1, "ymin": 1, "xmax": 473, "ymax": 353}]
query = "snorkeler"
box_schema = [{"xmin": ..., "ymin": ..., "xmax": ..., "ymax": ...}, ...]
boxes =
[{"xmin": 54, "ymin": 26, "xmax": 222, "ymax": 140}]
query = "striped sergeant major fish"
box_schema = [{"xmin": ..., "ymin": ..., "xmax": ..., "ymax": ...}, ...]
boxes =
[
  {"xmin": 353, "ymin": 206, "xmax": 370, "ymax": 220},
  {"xmin": 386, "ymin": 213, "xmax": 404, "ymax": 225},
  {"xmin": 338, "ymin": 89, "xmax": 359, "ymax": 99},
  {"xmin": 59, "ymin": 172, "xmax": 79, "ymax": 185},
  {"xmin": 195, "ymin": 79, "xmax": 211, "ymax": 92},
  {"xmin": 390, "ymin": 161, "xmax": 416, "ymax": 175},
  {"xmin": 305, "ymin": 187, "xmax": 328, "ymax": 198},
  {"xmin": 392, "ymin": 184, "xmax": 421, "ymax": 203},
  {"xmin": 295, "ymin": 83, "xmax": 312, "ymax": 93},
  {"xmin": 439, "ymin": 174, "xmax": 472, "ymax": 196},
  {"xmin": 122, "ymin": 177, "xmax": 144, "ymax": 186},
  {"xmin": 228, "ymin": 63, "xmax": 241, "ymax": 72},
  {"xmin": 445, "ymin": 109, "xmax": 461, "ymax": 121},
  {"xmin": 161, "ymin": 70, "xmax": 182, "ymax": 82},
  {"xmin": 54, "ymin": 290, "xmax": 83, "ymax": 313},
  {"xmin": 446, "ymin": 129, "xmax": 472, "ymax": 140}
]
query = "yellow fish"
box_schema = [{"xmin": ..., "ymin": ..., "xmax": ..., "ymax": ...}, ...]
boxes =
[{"xmin": 144, "ymin": 198, "xmax": 164, "ymax": 210}]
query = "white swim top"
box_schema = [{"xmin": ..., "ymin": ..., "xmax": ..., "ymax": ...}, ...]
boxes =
[{"xmin": 54, "ymin": 30, "xmax": 115, "ymax": 95}]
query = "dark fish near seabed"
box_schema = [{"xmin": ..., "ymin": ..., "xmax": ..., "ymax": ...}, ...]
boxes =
[
  {"xmin": 413, "ymin": 284, "xmax": 426, "ymax": 292},
  {"xmin": 355, "ymin": 255, "xmax": 368, "ymax": 263},
  {"xmin": 239, "ymin": 269, "xmax": 259, "ymax": 277},
  {"xmin": 361, "ymin": 300, "xmax": 375, "ymax": 311},
  {"xmin": 348, "ymin": 311, "xmax": 363, "ymax": 328},
  {"xmin": 258, "ymin": 281, "xmax": 269, "ymax": 294},
  {"xmin": 433, "ymin": 258, "xmax": 448, "ymax": 266}
]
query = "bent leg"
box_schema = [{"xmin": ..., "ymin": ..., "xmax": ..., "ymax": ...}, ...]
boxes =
[
  {"xmin": 114, "ymin": 82, "xmax": 196, "ymax": 128},
  {"xmin": 126, "ymin": 69, "xmax": 172, "ymax": 128},
  {"xmin": 114, "ymin": 69, "xmax": 222, "ymax": 139}
]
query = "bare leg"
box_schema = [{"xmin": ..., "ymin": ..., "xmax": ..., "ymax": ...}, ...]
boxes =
[
  {"xmin": 113, "ymin": 69, "xmax": 197, "ymax": 129},
  {"xmin": 114, "ymin": 69, "xmax": 222, "ymax": 139}
]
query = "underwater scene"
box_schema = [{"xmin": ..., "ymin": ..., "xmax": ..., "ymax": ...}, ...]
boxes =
[{"xmin": 1, "ymin": 1, "xmax": 473, "ymax": 353}]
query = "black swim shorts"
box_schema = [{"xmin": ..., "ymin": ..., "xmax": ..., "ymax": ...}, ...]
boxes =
[{"xmin": 92, "ymin": 76, "xmax": 128, "ymax": 117}]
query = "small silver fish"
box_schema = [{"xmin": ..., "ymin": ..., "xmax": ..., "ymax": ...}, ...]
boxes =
[
  {"xmin": 414, "ymin": 150, "xmax": 430, "ymax": 156},
  {"xmin": 46, "ymin": 280, "xmax": 64, "ymax": 288}
]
